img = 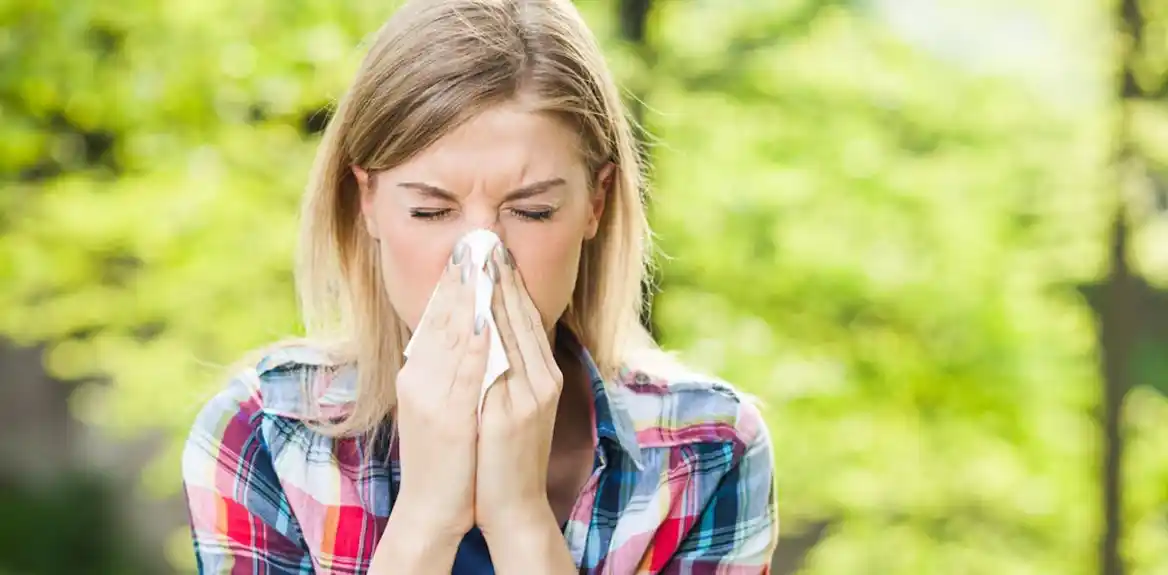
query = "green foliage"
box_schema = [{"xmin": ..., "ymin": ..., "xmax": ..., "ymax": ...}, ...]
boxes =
[
  {"xmin": 1, "ymin": 0, "xmax": 1167, "ymax": 574},
  {"xmin": 644, "ymin": 6, "xmax": 1107, "ymax": 573},
  {"xmin": 0, "ymin": 0, "xmax": 396, "ymax": 468}
]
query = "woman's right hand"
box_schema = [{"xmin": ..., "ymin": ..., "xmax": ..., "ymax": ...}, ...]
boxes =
[{"xmin": 371, "ymin": 240, "xmax": 489, "ymax": 572}]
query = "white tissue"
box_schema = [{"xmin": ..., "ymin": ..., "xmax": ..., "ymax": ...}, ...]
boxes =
[{"xmin": 403, "ymin": 229, "xmax": 510, "ymax": 419}]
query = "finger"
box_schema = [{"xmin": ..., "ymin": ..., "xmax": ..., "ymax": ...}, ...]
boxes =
[
  {"xmin": 495, "ymin": 245, "xmax": 559, "ymax": 400},
  {"xmin": 507, "ymin": 248, "xmax": 558, "ymax": 375},
  {"xmin": 488, "ymin": 252, "xmax": 534, "ymax": 410},
  {"xmin": 440, "ymin": 252, "xmax": 481, "ymax": 393},
  {"xmin": 449, "ymin": 302, "xmax": 490, "ymax": 407},
  {"xmin": 447, "ymin": 248, "xmax": 477, "ymax": 342},
  {"xmin": 412, "ymin": 241, "xmax": 473, "ymax": 358}
]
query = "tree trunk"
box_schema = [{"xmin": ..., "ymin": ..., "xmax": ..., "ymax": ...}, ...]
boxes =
[
  {"xmin": 1100, "ymin": 0, "xmax": 1144, "ymax": 573},
  {"xmin": 1100, "ymin": 209, "xmax": 1132, "ymax": 575},
  {"xmin": 616, "ymin": 0, "xmax": 659, "ymax": 338}
]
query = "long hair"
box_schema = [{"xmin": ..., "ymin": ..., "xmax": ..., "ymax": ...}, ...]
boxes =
[{"xmin": 291, "ymin": 0, "xmax": 659, "ymax": 438}]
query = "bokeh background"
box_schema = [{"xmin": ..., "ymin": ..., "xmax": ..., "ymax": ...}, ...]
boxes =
[{"xmin": 2, "ymin": 0, "xmax": 1167, "ymax": 573}]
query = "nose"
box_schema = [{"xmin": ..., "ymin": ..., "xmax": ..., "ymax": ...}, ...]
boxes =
[{"xmin": 462, "ymin": 204, "xmax": 505, "ymax": 241}]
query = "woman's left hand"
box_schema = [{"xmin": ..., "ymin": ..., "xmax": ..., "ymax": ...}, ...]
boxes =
[{"xmin": 474, "ymin": 243, "xmax": 563, "ymax": 536}]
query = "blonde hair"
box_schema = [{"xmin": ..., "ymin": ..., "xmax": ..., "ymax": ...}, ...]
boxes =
[{"xmin": 288, "ymin": 0, "xmax": 661, "ymax": 438}]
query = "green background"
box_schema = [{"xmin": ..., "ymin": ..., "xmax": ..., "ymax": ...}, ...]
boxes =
[{"xmin": 1, "ymin": 0, "xmax": 1167, "ymax": 573}]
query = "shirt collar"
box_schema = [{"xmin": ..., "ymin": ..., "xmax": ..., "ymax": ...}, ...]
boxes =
[
  {"xmin": 560, "ymin": 326, "xmax": 644, "ymax": 470},
  {"xmin": 254, "ymin": 344, "xmax": 358, "ymax": 421}
]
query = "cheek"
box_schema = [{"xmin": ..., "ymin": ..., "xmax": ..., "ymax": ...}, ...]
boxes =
[
  {"xmin": 504, "ymin": 222, "xmax": 584, "ymax": 325},
  {"xmin": 377, "ymin": 218, "xmax": 455, "ymax": 329}
]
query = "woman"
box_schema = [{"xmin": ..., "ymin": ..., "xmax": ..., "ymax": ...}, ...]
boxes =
[{"xmin": 181, "ymin": 0, "xmax": 778, "ymax": 573}]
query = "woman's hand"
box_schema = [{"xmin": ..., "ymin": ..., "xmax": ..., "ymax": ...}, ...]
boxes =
[
  {"xmin": 371, "ymin": 241, "xmax": 489, "ymax": 573},
  {"xmin": 475, "ymin": 244, "xmax": 577, "ymax": 572},
  {"xmin": 475, "ymin": 243, "xmax": 563, "ymax": 532}
]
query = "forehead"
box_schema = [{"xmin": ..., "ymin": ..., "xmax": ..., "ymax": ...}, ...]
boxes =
[{"xmin": 388, "ymin": 104, "xmax": 587, "ymax": 184}]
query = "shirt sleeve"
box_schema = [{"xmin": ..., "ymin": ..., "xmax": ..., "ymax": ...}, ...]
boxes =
[
  {"xmin": 181, "ymin": 370, "xmax": 314, "ymax": 574},
  {"xmin": 663, "ymin": 400, "xmax": 779, "ymax": 574}
]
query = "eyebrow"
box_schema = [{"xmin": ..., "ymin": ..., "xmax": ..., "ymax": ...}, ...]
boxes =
[{"xmin": 397, "ymin": 178, "xmax": 567, "ymax": 202}]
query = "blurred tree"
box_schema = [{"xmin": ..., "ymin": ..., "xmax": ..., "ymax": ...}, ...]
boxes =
[
  {"xmin": 638, "ymin": 0, "xmax": 1166, "ymax": 573},
  {"xmin": 1089, "ymin": 0, "xmax": 1168, "ymax": 573},
  {"xmin": 0, "ymin": 0, "xmax": 397, "ymax": 439},
  {"xmin": 0, "ymin": 1, "xmax": 397, "ymax": 570},
  {"xmin": 615, "ymin": 0, "xmax": 660, "ymax": 338}
]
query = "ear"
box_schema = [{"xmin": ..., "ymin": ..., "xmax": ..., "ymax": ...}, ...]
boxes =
[
  {"xmin": 585, "ymin": 162, "xmax": 614, "ymax": 240},
  {"xmin": 352, "ymin": 165, "xmax": 380, "ymax": 240}
]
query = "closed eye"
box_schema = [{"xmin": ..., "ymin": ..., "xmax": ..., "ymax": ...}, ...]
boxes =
[
  {"xmin": 409, "ymin": 208, "xmax": 453, "ymax": 220},
  {"xmin": 510, "ymin": 207, "xmax": 555, "ymax": 221}
]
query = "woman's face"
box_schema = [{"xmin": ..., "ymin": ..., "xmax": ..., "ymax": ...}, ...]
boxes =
[{"xmin": 354, "ymin": 103, "xmax": 610, "ymax": 335}]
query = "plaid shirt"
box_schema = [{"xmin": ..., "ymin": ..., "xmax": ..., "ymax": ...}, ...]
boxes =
[{"xmin": 182, "ymin": 337, "xmax": 778, "ymax": 574}]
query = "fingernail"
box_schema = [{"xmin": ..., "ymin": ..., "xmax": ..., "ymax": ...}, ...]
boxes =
[
  {"xmin": 451, "ymin": 242, "xmax": 467, "ymax": 266},
  {"xmin": 461, "ymin": 260, "xmax": 472, "ymax": 284},
  {"xmin": 486, "ymin": 259, "xmax": 499, "ymax": 284},
  {"xmin": 475, "ymin": 313, "xmax": 487, "ymax": 335},
  {"xmin": 504, "ymin": 247, "xmax": 515, "ymax": 269}
]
